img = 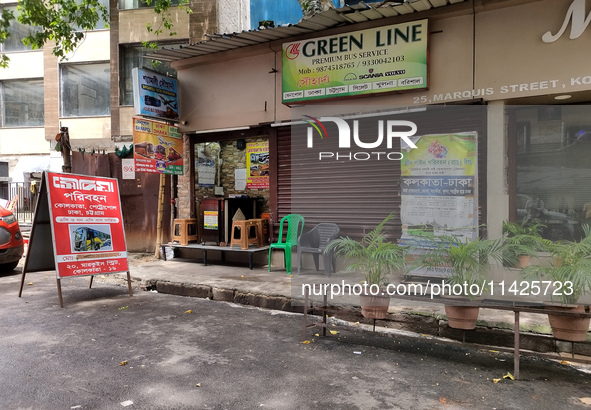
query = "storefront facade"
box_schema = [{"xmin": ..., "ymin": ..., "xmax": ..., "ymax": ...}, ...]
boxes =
[{"xmin": 160, "ymin": 0, "xmax": 591, "ymax": 248}]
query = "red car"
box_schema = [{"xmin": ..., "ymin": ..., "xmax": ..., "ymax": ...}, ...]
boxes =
[{"xmin": 0, "ymin": 206, "xmax": 24, "ymax": 272}]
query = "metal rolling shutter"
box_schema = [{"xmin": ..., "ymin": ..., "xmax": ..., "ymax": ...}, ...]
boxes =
[{"xmin": 275, "ymin": 105, "xmax": 487, "ymax": 240}]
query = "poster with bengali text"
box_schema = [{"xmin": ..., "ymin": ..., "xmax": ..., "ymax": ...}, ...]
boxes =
[
  {"xmin": 46, "ymin": 172, "xmax": 129, "ymax": 278},
  {"xmin": 401, "ymin": 133, "xmax": 478, "ymax": 276}
]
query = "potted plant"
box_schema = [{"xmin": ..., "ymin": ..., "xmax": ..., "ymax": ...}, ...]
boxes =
[
  {"xmin": 325, "ymin": 213, "xmax": 405, "ymax": 319},
  {"xmin": 413, "ymin": 235, "xmax": 508, "ymax": 329},
  {"xmin": 502, "ymin": 221, "xmax": 550, "ymax": 268},
  {"xmin": 521, "ymin": 224, "xmax": 591, "ymax": 341}
]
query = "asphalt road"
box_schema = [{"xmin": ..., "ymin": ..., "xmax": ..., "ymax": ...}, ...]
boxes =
[{"xmin": 1, "ymin": 269, "xmax": 591, "ymax": 410}]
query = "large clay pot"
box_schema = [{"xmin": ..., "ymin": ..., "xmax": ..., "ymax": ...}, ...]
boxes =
[
  {"xmin": 444, "ymin": 305, "xmax": 480, "ymax": 330},
  {"xmin": 359, "ymin": 294, "xmax": 390, "ymax": 319},
  {"xmin": 547, "ymin": 306, "xmax": 590, "ymax": 342}
]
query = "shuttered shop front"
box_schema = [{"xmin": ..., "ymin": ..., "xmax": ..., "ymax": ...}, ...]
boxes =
[{"xmin": 274, "ymin": 105, "xmax": 487, "ymax": 240}]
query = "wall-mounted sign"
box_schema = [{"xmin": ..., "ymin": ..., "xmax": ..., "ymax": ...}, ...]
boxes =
[
  {"xmin": 400, "ymin": 133, "xmax": 478, "ymax": 276},
  {"xmin": 282, "ymin": 19, "xmax": 428, "ymax": 104},
  {"xmin": 246, "ymin": 142, "xmax": 269, "ymax": 189},
  {"xmin": 542, "ymin": 0, "xmax": 590, "ymax": 43},
  {"xmin": 132, "ymin": 67, "xmax": 179, "ymax": 121},
  {"xmin": 133, "ymin": 117, "xmax": 183, "ymax": 175}
]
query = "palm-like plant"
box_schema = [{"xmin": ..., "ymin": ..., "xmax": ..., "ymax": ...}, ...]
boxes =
[
  {"xmin": 502, "ymin": 221, "xmax": 551, "ymax": 260},
  {"xmin": 522, "ymin": 224, "xmax": 591, "ymax": 305},
  {"xmin": 325, "ymin": 213, "xmax": 405, "ymax": 286},
  {"xmin": 414, "ymin": 235, "xmax": 508, "ymax": 296}
]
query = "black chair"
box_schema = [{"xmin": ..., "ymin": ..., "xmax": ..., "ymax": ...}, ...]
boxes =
[{"xmin": 297, "ymin": 223, "xmax": 340, "ymax": 276}]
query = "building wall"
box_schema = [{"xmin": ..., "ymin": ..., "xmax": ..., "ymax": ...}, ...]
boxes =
[
  {"xmin": 218, "ymin": 0, "xmax": 250, "ymax": 33},
  {"xmin": 0, "ymin": 51, "xmax": 43, "ymax": 80},
  {"xmin": 177, "ymin": 52, "xmax": 276, "ymax": 131},
  {"xmin": 189, "ymin": 0, "xmax": 218, "ymax": 42},
  {"xmin": 0, "ymin": 129, "xmax": 47, "ymax": 155},
  {"xmin": 118, "ymin": 8, "xmax": 191, "ymax": 43}
]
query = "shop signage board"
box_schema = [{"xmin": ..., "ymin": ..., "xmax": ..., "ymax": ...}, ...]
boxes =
[
  {"xmin": 132, "ymin": 67, "xmax": 179, "ymax": 121},
  {"xmin": 246, "ymin": 141, "xmax": 270, "ymax": 188},
  {"xmin": 282, "ymin": 19, "xmax": 428, "ymax": 104},
  {"xmin": 19, "ymin": 172, "xmax": 132, "ymax": 307},
  {"xmin": 133, "ymin": 117, "xmax": 183, "ymax": 175},
  {"xmin": 400, "ymin": 133, "xmax": 478, "ymax": 277}
]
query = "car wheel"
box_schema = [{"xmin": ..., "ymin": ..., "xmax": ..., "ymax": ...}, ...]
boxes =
[{"xmin": 0, "ymin": 261, "xmax": 19, "ymax": 272}]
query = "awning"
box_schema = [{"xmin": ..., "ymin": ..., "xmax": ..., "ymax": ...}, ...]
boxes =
[{"xmin": 147, "ymin": 0, "xmax": 467, "ymax": 63}]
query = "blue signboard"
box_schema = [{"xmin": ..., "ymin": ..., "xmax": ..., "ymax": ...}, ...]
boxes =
[{"xmin": 132, "ymin": 68, "xmax": 179, "ymax": 122}]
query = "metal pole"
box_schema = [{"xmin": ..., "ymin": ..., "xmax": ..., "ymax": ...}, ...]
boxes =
[{"xmin": 514, "ymin": 311, "xmax": 520, "ymax": 379}]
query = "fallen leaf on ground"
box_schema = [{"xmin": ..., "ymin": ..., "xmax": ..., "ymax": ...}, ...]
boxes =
[
  {"xmin": 196, "ymin": 383, "xmax": 202, "ymax": 387},
  {"xmin": 119, "ymin": 360, "xmax": 128, "ymax": 366},
  {"xmin": 301, "ymin": 340, "xmax": 310, "ymax": 344},
  {"xmin": 489, "ymin": 350, "xmax": 499, "ymax": 353},
  {"xmin": 493, "ymin": 378, "xmax": 501, "ymax": 384},
  {"xmin": 503, "ymin": 372, "xmax": 514, "ymax": 380},
  {"xmin": 561, "ymin": 360, "xmax": 571, "ymax": 365},
  {"xmin": 579, "ymin": 398, "xmax": 591, "ymax": 405},
  {"xmin": 314, "ymin": 333, "xmax": 319, "ymax": 337},
  {"xmin": 27, "ymin": 282, "xmax": 33, "ymax": 286},
  {"xmin": 185, "ymin": 310, "xmax": 192, "ymax": 314},
  {"xmin": 329, "ymin": 330, "xmax": 339, "ymax": 335},
  {"xmin": 118, "ymin": 306, "xmax": 129, "ymax": 310},
  {"xmin": 439, "ymin": 397, "xmax": 448, "ymax": 404}
]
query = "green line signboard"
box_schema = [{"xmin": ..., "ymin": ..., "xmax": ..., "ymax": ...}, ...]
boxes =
[{"xmin": 282, "ymin": 19, "xmax": 428, "ymax": 105}]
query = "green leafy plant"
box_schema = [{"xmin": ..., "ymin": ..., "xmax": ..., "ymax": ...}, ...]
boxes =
[
  {"xmin": 502, "ymin": 221, "xmax": 551, "ymax": 259},
  {"xmin": 413, "ymin": 236, "xmax": 509, "ymax": 298},
  {"xmin": 522, "ymin": 224, "xmax": 591, "ymax": 305},
  {"xmin": 325, "ymin": 213, "xmax": 405, "ymax": 286}
]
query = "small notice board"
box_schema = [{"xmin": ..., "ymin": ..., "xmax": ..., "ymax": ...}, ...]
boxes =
[{"xmin": 19, "ymin": 172, "xmax": 133, "ymax": 307}]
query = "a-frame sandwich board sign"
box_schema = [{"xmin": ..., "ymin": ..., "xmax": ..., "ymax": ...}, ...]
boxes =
[{"xmin": 19, "ymin": 172, "xmax": 132, "ymax": 307}]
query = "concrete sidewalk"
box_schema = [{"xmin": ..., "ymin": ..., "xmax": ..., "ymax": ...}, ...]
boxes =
[{"xmin": 102, "ymin": 252, "xmax": 590, "ymax": 358}]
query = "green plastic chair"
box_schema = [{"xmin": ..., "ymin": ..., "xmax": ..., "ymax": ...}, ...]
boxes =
[{"xmin": 268, "ymin": 214, "xmax": 305, "ymax": 275}]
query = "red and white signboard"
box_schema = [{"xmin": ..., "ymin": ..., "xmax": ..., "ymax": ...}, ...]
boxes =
[{"xmin": 46, "ymin": 172, "xmax": 129, "ymax": 278}]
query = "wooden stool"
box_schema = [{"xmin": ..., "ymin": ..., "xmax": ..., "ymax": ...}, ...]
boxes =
[
  {"xmin": 230, "ymin": 219, "xmax": 263, "ymax": 250},
  {"xmin": 172, "ymin": 218, "xmax": 198, "ymax": 245}
]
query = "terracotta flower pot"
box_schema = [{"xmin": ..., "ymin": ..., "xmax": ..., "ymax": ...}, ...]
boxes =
[
  {"xmin": 516, "ymin": 255, "xmax": 531, "ymax": 268},
  {"xmin": 444, "ymin": 305, "xmax": 480, "ymax": 330},
  {"xmin": 359, "ymin": 293, "xmax": 390, "ymax": 319},
  {"xmin": 547, "ymin": 306, "xmax": 590, "ymax": 342}
]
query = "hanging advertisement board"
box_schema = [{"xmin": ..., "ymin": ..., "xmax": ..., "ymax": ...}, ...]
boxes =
[
  {"xmin": 246, "ymin": 141, "xmax": 269, "ymax": 189},
  {"xmin": 133, "ymin": 117, "xmax": 183, "ymax": 175},
  {"xmin": 282, "ymin": 19, "xmax": 428, "ymax": 104},
  {"xmin": 132, "ymin": 67, "xmax": 179, "ymax": 121}
]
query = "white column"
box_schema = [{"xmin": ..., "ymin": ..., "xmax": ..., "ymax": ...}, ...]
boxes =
[{"xmin": 486, "ymin": 100, "xmax": 509, "ymax": 239}]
